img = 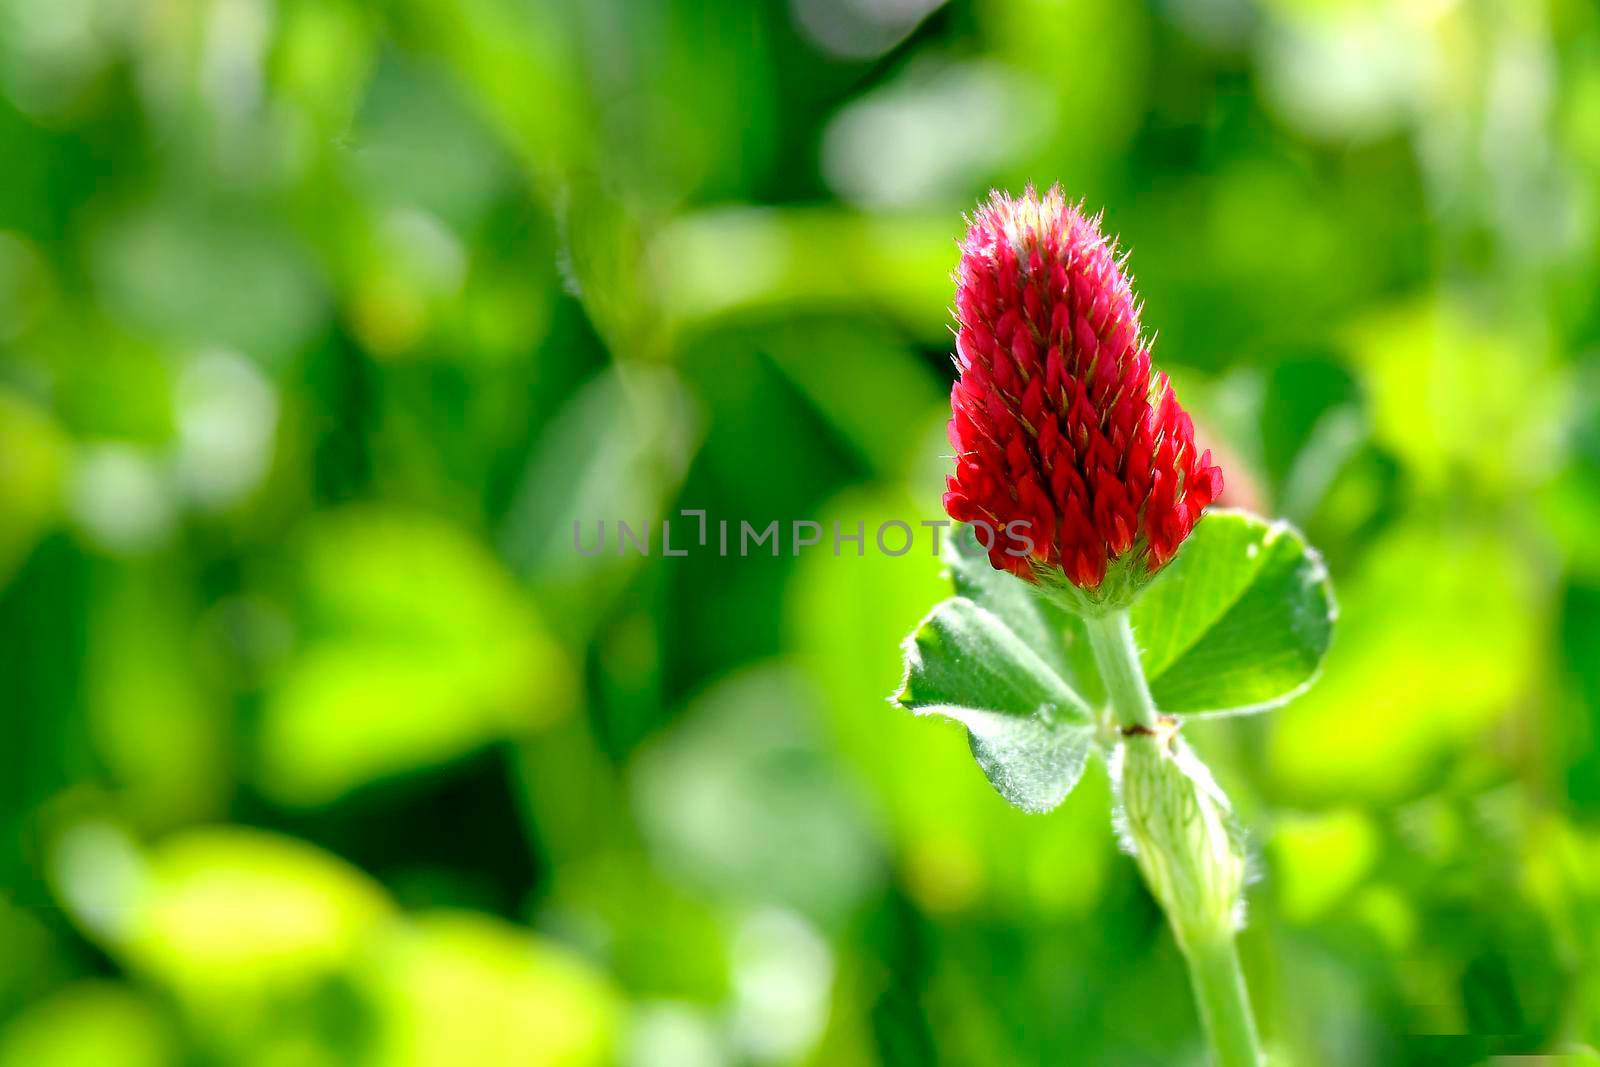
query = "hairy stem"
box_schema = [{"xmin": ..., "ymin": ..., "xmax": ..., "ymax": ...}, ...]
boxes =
[
  {"xmin": 1087, "ymin": 608, "xmax": 1263, "ymax": 1066},
  {"xmin": 1083, "ymin": 608, "xmax": 1157, "ymax": 730}
]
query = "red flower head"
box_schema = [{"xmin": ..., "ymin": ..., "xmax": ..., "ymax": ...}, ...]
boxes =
[{"xmin": 943, "ymin": 186, "xmax": 1223, "ymax": 604}]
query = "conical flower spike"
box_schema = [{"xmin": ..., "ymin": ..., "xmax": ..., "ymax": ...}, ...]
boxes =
[{"xmin": 942, "ymin": 186, "xmax": 1223, "ymax": 609}]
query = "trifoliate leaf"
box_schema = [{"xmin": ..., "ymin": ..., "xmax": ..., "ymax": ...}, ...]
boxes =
[{"xmin": 893, "ymin": 511, "xmax": 1335, "ymax": 812}]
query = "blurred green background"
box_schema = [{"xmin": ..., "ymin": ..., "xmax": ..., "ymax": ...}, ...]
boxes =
[{"xmin": 2, "ymin": 0, "xmax": 1599, "ymax": 1063}]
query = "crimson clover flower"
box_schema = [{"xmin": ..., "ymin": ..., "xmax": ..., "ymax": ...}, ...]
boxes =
[{"xmin": 942, "ymin": 186, "xmax": 1223, "ymax": 602}]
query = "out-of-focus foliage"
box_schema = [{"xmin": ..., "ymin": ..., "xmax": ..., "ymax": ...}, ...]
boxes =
[{"xmin": 2, "ymin": 0, "xmax": 1599, "ymax": 1064}]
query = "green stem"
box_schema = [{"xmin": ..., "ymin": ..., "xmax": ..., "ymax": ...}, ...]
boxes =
[
  {"xmin": 1082, "ymin": 608, "xmax": 1157, "ymax": 729},
  {"xmin": 1084, "ymin": 607, "xmax": 1263, "ymax": 1066},
  {"xmin": 1188, "ymin": 936, "xmax": 1264, "ymax": 1067}
]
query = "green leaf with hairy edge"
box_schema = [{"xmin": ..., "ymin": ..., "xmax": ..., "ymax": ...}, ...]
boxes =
[
  {"xmin": 1132, "ymin": 509, "xmax": 1336, "ymax": 715},
  {"xmin": 893, "ymin": 597, "xmax": 1094, "ymax": 813}
]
